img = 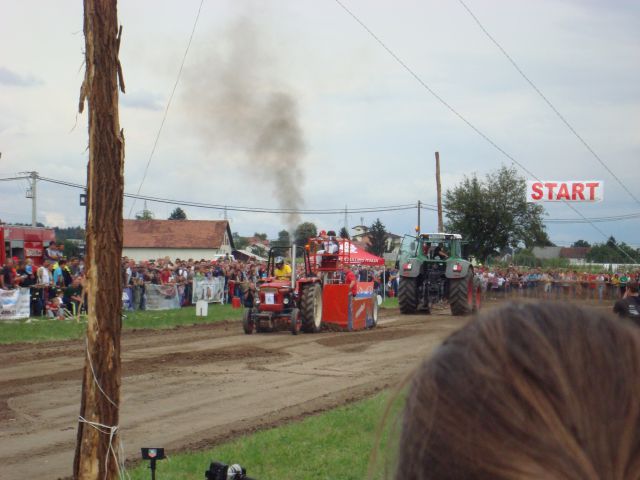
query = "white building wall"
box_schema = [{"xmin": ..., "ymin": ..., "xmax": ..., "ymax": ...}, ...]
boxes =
[{"xmin": 122, "ymin": 247, "xmax": 231, "ymax": 262}]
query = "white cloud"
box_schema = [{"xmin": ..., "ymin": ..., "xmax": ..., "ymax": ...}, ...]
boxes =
[
  {"xmin": 0, "ymin": 0, "xmax": 638, "ymax": 244},
  {"xmin": 0, "ymin": 66, "xmax": 42, "ymax": 87}
]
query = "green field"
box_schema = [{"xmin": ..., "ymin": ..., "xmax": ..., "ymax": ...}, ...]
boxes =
[
  {"xmin": 0, "ymin": 304, "xmax": 242, "ymax": 344},
  {"xmin": 0, "ymin": 297, "xmax": 398, "ymax": 344},
  {"xmin": 128, "ymin": 391, "xmax": 404, "ymax": 480}
]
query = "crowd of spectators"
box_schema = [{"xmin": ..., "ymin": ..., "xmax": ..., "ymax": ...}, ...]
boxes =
[
  {"xmin": 475, "ymin": 266, "xmax": 640, "ymax": 301},
  {"xmin": 0, "ymin": 253, "xmax": 85, "ymax": 318},
  {"xmin": 2, "ymin": 249, "xmax": 638, "ymax": 318},
  {"xmin": 121, "ymin": 256, "xmax": 395, "ymax": 310}
]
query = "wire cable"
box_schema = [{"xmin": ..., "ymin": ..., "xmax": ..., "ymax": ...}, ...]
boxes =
[
  {"xmin": 27, "ymin": 175, "xmax": 640, "ymax": 223},
  {"xmin": 332, "ymin": 0, "xmax": 639, "ymax": 263},
  {"xmin": 457, "ymin": 0, "xmax": 640, "ymax": 207},
  {"xmin": 35, "ymin": 175, "xmax": 418, "ymax": 215},
  {"xmin": 127, "ymin": 0, "xmax": 205, "ymax": 219}
]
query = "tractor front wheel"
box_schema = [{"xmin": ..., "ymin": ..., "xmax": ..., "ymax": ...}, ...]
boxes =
[
  {"xmin": 290, "ymin": 308, "xmax": 301, "ymax": 335},
  {"xmin": 301, "ymin": 284, "xmax": 323, "ymax": 333},
  {"xmin": 398, "ymin": 277, "xmax": 418, "ymax": 314},
  {"xmin": 449, "ymin": 271, "xmax": 474, "ymax": 316},
  {"xmin": 243, "ymin": 308, "xmax": 254, "ymax": 334}
]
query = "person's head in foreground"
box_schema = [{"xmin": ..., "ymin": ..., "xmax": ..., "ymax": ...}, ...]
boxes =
[{"xmin": 397, "ymin": 302, "xmax": 640, "ymax": 480}]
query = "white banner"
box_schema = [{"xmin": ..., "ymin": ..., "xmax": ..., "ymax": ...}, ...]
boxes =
[
  {"xmin": 192, "ymin": 276, "xmax": 225, "ymax": 304},
  {"xmin": 0, "ymin": 288, "xmax": 31, "ymax": 320},
  {"xmin": 526, "ymin": 180, "xmax": 604, "ymax": 202},
  {"xmin": 145, "ymin": 284, "xmax": 181, "ymax": 311}
]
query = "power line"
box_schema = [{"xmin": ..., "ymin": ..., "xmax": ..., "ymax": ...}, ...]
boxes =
[
  {"xmin": 21, "ymin": 174, "xmax": 640, "ymax": 222},
  {"xmin": 127, "ymin": 0, "xmax": 205, "ymax": 219},
  {"xmin": 457, "ymin": 0, "xmax": 640, "ymax": 207},
  {"xmin": 332, "ymin": 0, "xmax": 639, "ymax": 264},
  {"xmin": 35, "ymin": 175, "xmax": 417, "ymax": 215}
]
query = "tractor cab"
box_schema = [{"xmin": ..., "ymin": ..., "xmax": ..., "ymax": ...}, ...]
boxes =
[{"xmin": 255, "ymin": 247, "xmax": 297, "ymax": 312}]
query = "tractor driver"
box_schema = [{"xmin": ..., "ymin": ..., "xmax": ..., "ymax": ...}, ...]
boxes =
[
  {"xmin": 434, "ymin": 243, "xmax": 449, "ymax": 260},
  {"xmin": 274, "ymin": 256, "xmax": 292, "ymax": 280}
]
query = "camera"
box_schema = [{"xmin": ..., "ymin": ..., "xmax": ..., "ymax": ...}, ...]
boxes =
[{"xmin": 205, "ymin": 461, "xmax": 254, "ymax": 480}]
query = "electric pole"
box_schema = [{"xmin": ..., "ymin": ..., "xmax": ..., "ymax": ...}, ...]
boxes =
[
  {"xmin": 30, "ymin": 171, "xmax": 37, "ymax": 227},
  {"xmin": 435, "ymin": 151, "xmax": 443, "ymax": 233},
  {"xmin": 19, "ymin": 170, "xmax": 38, "ymax": 226},
  {"xmin": 73, "ymin": 1, "xmax": 125, "ymax": 478}
]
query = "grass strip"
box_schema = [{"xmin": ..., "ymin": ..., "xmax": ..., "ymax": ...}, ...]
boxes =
[
  {"xmin": 0, "ymin": 298, "xmax": 399, "ymax": 345},
  {"xmin": 128, "ymin": 391, "xmax": 403, "ymax": 480},
  {"xmin": 0, "ymin": 304, "xmax": 242, "ymax": 344}
]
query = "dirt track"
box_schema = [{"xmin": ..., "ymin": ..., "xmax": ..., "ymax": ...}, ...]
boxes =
[{"xmin": 0, "ymin": 308, "xmax": 468, "ymax": 479}]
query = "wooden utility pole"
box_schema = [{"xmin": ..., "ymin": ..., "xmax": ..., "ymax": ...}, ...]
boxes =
[
  {"xmin": 73, "ymin": 1, "xmax": 125, "ymax": 478},
  {"xmin": 435, "ymin": 151, "xmax": 444, "ymax": 233}
]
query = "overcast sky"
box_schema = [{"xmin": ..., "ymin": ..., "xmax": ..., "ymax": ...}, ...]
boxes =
[{"xmin": 1, "ymin": 0, "xmax": 638, "ymax": 246}]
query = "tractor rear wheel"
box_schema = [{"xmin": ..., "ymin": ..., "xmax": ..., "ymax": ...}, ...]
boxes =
[
  {"xmin": 301, "ymin": 283, "xmax": 323, "ymax": 333},
  {"xmin": 398, "ymin": 277, "xmax": 418, "ymax": 314},
  {"xmin": 242, "ymin": 308, "xmax": 254, "ymax": 334},
  {"xmin": 449, "ymin": 271, "xmax": 474, "ymax": 316}
]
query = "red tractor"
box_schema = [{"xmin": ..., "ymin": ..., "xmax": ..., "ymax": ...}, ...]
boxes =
[
  {"xmin": 243, "ymin": 232, "xmax": 378, "ymax": 335},
  {"xmin": 243, "ymin": 244, "xmax": 322, "ymax": 335}
]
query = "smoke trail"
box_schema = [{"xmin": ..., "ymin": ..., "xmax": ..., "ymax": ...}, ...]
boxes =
[{"xmin": 184, "ymin": 17, "xmax": 305, "ymax": 230}]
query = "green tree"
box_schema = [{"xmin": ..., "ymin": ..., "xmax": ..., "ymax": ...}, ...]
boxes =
[
  {"xmin": 168, "ymin": 207, "xmax": 187, "ymax": 220},
  {"xmin": 586, "ymin": 237, "xmax": 640, "ymax": 263},
  {"xmin": 367, "ymin": 218, "xmax": 387, "ymax": 257},
  {"xmin": 253, "ymin": 232, "xmax": 268, "ymax": 240},
  {"xmin": 63, "ymin": 239, "xmax": 82, "ymax": 258},
  {"xmin": 339, "ymin": 227, "xmax": 350, "ymax": 239},
  {"xmin": 276, "ymin": 230, "xmax": 291, "ymax": 246},
  {"xmin": 54, "ymin": 226, "xmax": 86, "ymax": 242},
  {"xmin": 135, "ymin": 208, "xmax": 154, "ymax": 220},
  {"xmin": 572, "ymin": 239, "xmax": 590, "ymax": 248},
  {"xmin": 232, "ymin": 232, "xmax": 249, "ymax": 250},
  {"xmin": 294, "ymin": 222, "xmax": 317, "ymax": 247},
  {"xmin": 444, "ymin": 165, "xmax": 550, "ymax": 261}
]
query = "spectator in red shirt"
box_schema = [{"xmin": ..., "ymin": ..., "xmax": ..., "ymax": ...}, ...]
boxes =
[
  {"xmin": 160, "ymin": 266, "xmax": 171, "ymax": 284},
  {"xmin": 343, "ymin": 264, "xmax": 357, "ymax": 296}
]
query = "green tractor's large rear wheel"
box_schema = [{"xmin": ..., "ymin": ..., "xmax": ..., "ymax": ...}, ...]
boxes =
[
  {"xmin": 398, "ymin": 277, "xmax": 418, "ymax": 314},
  {"xmin": 301, "ymin": 283, "xmax": 323, "ymax": 333},
  {"xmin": 449, "ymin": 270, "xmax": 474, "ymax": 316}
]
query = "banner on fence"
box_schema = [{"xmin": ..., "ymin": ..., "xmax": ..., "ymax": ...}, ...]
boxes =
[
  {"xmin": 192, "ymin": 276, "xmax": 225, "ymax": 304},
  {"xmin": 0, "ymin": 288, "xmax": 31, "ymax": 320},
  {"xmin": 145, "ymin": 284, "xmax": 181, "ymax": 311}
]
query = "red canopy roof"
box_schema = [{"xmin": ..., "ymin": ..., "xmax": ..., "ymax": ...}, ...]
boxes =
[{"xmin": 339, "ymin": 241, "xmax": 385, "ymax": 266}]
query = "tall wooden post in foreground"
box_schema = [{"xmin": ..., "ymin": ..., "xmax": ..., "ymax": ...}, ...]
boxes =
[
  {"xmin": 73, "ymin": 1, "xmax": 125, "ymax": 478},
  {"xmin": 435, "ymin": 151, "xmax": 444, "ymax": 233}
]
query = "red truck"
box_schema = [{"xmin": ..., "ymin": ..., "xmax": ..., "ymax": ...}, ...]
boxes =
[{"xmin": 0, "ymin": 225, "xmax": 56, "ymax": 267}]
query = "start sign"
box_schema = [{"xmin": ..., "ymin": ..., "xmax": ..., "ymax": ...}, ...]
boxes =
[{"xmin": 526, "ymin": 180, "xmax": 604, "ymax": 203}]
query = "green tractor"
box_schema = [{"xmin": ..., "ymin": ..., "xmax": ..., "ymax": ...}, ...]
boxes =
[{"xmin": 396, "ymin": 233, "xmax": 481, "ymax": 316}]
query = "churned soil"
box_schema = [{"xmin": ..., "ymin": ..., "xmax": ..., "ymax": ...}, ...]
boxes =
[{"xmin": 0, "ymin": 307, "xmax": 467, "ymax": 479}]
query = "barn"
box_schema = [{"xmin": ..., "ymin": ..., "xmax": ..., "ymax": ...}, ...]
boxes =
[{"xmin": 122, "ymin": 219, "xmax": 234, "ymax": 261}]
